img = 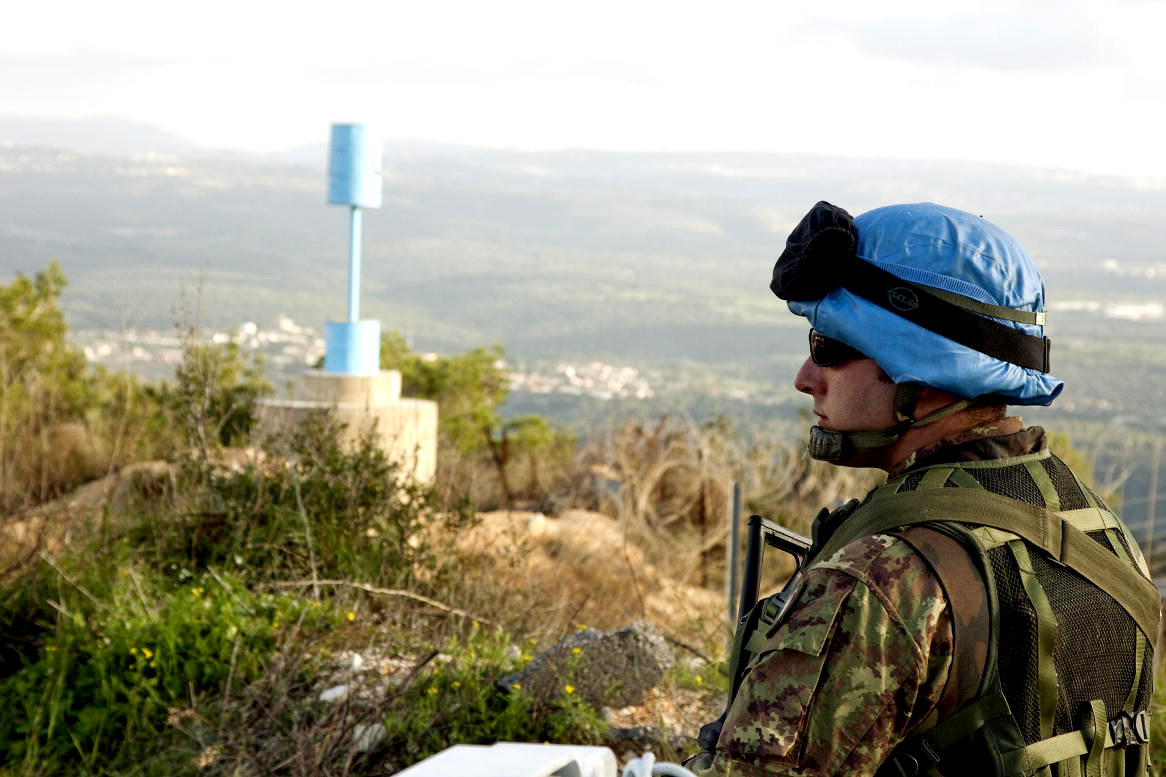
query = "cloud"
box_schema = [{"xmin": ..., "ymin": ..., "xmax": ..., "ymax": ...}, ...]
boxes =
[
  {"xmin": 0, "ymin": 47, "xmax": 187, "ymax": 94},
  {"xmin": 826, "ymin": 8, "xmax": 1116, "ymax": 71}
]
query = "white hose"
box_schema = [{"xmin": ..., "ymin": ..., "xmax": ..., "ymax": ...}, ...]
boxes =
[{"xmin": 621, "ymin": 752, "xmax": 700, "ymax": 777}]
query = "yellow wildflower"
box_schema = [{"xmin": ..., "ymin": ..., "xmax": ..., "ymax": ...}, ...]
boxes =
[
  {"xmin": 571, "ymin": 647, "xmax": 582, "ymax": 655},
  {"xmin": 564, "ymin": 684, "xmax": 575, "ymax": 695},
  {"xmin": 694, "ymin": 675, "xmax": 703, "ymax": 685},
  {"xmin": 511, "ymin": 682, "xmax": 522, "ymax": 690},
  {"xmin": 347, "ymin": 611, "xmax": 356, "ymax": 622},
  {"xmin": 191, "ymin": 587, "xmax": 204, "ymax": 597},
  {"xmin": 451, "ymin": 681, "xmax": 461, "ymax": 689},
  {"xmin": 142, "ymin": 647, "xmax": 154, "ymax": 659},
  {"xmin": 426, "ymin": 686, "xmax": 438, "ymax": 695},
  {"xmin": 130, "ymin": 647, "xmax": 138, "ymax": 655}
]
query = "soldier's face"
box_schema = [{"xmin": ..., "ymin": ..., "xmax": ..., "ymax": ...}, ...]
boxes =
[{"xmin": 794, "ymin": 355, "xmax": 899, "ymax": 434}]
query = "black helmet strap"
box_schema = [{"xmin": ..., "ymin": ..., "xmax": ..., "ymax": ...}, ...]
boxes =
[
  {"xmin": 807, "ymin": 383, "xmax": 981, "ymax": 463},
  {"xmin": 839, "ymin": 257, "xmax": 1051, "ymax": 373},
  {"xmin": 772, "ymin": 201, "xmax": 1052, "ymax": 373}
]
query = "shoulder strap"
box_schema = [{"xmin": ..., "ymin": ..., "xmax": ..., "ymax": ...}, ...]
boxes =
[
  {"xmin": 895, "ymin": 526, "xmax": 991, "ymax": 723},
  {"xmin": 815, "ymin": 489, "xmax": 1160, "ymax": 643}
]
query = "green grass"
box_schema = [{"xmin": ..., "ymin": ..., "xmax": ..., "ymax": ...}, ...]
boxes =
[
  {"xmin": 0, "ymin": 560, "xmax": 337, "ymax": 774},
  {"xmin": 382, "ymin": 626, "xmax": 607, "ymax": 774}
]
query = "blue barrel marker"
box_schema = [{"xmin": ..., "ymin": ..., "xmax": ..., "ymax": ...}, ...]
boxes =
[{"xmin": 324, "ymin": 123, "xmax": 383, "ymax": 375}]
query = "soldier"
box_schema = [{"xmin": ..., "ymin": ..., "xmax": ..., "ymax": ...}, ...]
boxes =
[{"xmin": 690, "ymin": 202, "xmax": 1158, "ymax": 777}]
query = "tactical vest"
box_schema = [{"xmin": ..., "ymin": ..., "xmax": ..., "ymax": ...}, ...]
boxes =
[{"xmin": 728, "ymin": 448, "xmax": 1159, "ymax": 777}]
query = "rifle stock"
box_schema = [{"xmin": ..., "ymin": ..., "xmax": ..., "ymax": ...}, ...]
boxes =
[{"xmin": 738, "ymin": 514, "xmax": 812, "ymax": 621}]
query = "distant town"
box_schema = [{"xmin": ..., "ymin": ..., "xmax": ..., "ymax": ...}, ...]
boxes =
[{"xmin": 71, "ymin": 316, "xmax": 665, "ymax": 402}]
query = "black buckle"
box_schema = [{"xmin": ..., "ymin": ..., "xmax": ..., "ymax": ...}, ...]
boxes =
[{"xmin": 1108, "ymin": 710, "xmax": 1150, "ymax": 747}]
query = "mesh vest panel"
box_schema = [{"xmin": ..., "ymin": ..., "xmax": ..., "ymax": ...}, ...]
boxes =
[{"xmin": 895, "ymin": 452, "xmax": 1153, "ymax": 747}]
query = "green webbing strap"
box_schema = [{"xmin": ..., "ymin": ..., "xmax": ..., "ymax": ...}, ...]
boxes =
[
  {"xmin": 1060, "ymin": 751, "xmax": 1085, "ymax": 777},
  {"xmin": 1005, "ymin": 731, "xmax": 1087, "ymax": 774},
  {"xmin": 1024, "ymin": 458, "xmax": 1062, "ymax": 512},
  {"xmin": 1115, "ymin": 520, "xmax": 1152, "ymax": 579},
  {"xmin": 913, "ymin": 397, "xmax": 978, "ymax": 428},
  {"xmin": 1083, "ymin": 699, "xmax": 1107, "ymax": 777},
  {"xmin": 922, "ymin": 284, "xmax": 1048, "ymax": 326},
  {"xmin": 945, "ymin": 467, "xmax": 983, "ymax": 490},
  {"xmin": 1007, "ymin": 540, "xmax": 1060, "ymax": 741},
  {"xmin": 916, "ymin": 690, "xmax": 1013, "ymax": 753},
  {"xmin": 814, "ymin": 489, "xmax": 1161, "ymax": 642},
  {"xmin": 1064, "ymin": 465, "xmax": 1100, "ymax": 510},
  {"xmin": 997, "ymin": 721, "xmax": 1117, "ymax": 775},
  {"xmin": 1123, "ymin": 632, "xmax": 1146, "ymax": 712},
  {"xmin": 1104, "ymin": 528, "xmax": 1133, "ymax": 565},
  {"xmin": 744, "ymin": 597, "xmax": 783, "ymax": 653},
  {"xmin": 919, "ymin": 467, "xmax": 955, "ymax": 490},
  {"xmin": 729, "ymin": 593, "xmax": 791, "ymax": 702},
  {"xmin": 1059, "ymin": 508, "xmax": 1122, "ymax": 534}
]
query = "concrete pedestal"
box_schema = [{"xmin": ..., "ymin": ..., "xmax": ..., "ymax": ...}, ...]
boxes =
[{"xmin": 257, "ymin": 370, "xmax": 437, "ymax": 483}]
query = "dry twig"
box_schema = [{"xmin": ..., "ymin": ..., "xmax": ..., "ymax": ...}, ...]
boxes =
[{"xmin": 262, "ymin": 579, "xmax": 493, "ymax": 625}]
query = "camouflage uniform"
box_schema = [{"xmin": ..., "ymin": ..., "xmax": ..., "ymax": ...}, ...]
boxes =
[{"xmin": 693, "ymin": 420, "xmax": 1036, "ymax": 777}]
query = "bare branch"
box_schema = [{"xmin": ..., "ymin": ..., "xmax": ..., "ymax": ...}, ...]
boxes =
[{"xmin": 261, "ymin": 579, "xmax": 493, "ymax": 625}]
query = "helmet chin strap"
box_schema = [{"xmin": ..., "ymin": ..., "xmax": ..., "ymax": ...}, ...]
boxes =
[{"xmin": 807, "ymin": 383, "xmax": 978, "ymax": 462}]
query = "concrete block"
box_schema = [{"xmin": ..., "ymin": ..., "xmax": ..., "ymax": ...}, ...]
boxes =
[{"xmin": 257, "ymin": 371, "xmax": 436, "ymax": 484}]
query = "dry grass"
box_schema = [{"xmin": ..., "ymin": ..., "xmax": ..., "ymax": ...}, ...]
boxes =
[
  {"xmin": 571, "ymin": 416, "xmax": 881, "ymax": 597},
  {"xmin": 432, "ymin": 509, "xmax": 724, "ymax": 647}
]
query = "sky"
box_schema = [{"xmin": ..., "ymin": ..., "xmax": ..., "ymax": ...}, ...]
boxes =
[{"xmin": 3, "ymin": 0, "xmax": 1166, "ymax": 178}]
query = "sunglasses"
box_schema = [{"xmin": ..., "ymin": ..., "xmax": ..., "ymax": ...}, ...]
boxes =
[{"xmin": 808, "ymin": 329, "xmax": 866, "ymax": 367}]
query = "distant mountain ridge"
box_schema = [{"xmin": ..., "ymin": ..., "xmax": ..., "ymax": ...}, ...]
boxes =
[
  {"xmin": 0, "ymin": 115, "xmax": 1163, "ymax": 427},
  {"xmin": 0, "ymin": 116, "xmax": 203, "ymax": 157}
]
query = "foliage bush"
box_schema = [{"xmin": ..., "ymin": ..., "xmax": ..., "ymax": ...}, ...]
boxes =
[
  {"xmin": 0, "ymin": 262, "xmax": 144, "ymax": 510},
  {"xmin": 380, "ymin": 330, "xmax": 577, "ymax": 509},
  {"xmin": 0, "ymin": 561, "xmax": 334, "ymax": 774},
  {"xmin": 0, "ymin": 263, "xmax": 273, "ymax": 513},
  {"xmin": 0, "ymin": 414, "xmax": 451, "ymax": 775},
  {"xmin": 133, "ymin": 415, "xmax": 445, "ymax": 592},
  {"xmin": 382, "ymin": 626, "xmax": 606, "ymax": 774}
]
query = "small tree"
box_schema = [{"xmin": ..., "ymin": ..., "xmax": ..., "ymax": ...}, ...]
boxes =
[
  {"xmin": 380, "ymin": 332, "xmax": 572, "ymax": 507},
  {"xmin": 0, "ymin": 263, "xmax": 104, "ymax": 509}
]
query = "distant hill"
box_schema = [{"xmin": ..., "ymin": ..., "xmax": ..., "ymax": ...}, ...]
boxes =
[
  {"xmin": 0, "ymin": 117, "xmax": 1163, "ymax": 427},
  {"xmin": 0, "ymin": 116, "xmax": 203, "ymax": 157}
]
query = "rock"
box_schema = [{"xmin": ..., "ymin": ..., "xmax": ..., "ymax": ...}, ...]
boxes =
[
  {"xmin": 602, "ymin": 724, "xmax": 692, "ymax": 766},
  {"xmin": 501, "ymin": 621, "xmax": 674, "ymax": 708},
  {"xmin": 318, "ymin": 684, "xmax": 349, "ymax": 703},
  {"xmin": 352, "ymin": 722, "xmax": 385, "ymax": 751}
]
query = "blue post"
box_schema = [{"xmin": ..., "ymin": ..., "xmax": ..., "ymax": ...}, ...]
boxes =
[
  {"xmin": 324, "ymin": 123, "xmax": 383, "ymax": 375},
  {"xmin": 348, "ymin": 205, "xmax": 362, "ymax": 322}
]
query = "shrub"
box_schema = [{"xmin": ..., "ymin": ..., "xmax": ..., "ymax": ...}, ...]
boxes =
[
  {"xmin": 0, "ymin": 563, "xmax": 333, "ymax": 773},
  {"xmin": 131, "ymin": 414, "xmax": 447, "ymax": 595},
  {"xmin": 382, "ymin": 626, "xmax": 606, "ymax": 773},
  {"xmin": 0, "ymin": 262, "xmax": 118, "ymax": 510},
  {"xmin": 380, "ymin": 331, "xmax": 577, "ymax": 510}
]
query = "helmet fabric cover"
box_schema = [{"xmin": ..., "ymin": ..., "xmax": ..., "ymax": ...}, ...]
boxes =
[{"xmin": 786, "ymin": 203, "xmax": 1064, "ymax": 405}]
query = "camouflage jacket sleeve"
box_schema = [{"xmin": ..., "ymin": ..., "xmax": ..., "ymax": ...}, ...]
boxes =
[{"xmin": 696, "ymin": 533, "xmax": 954, "ymax": 777}]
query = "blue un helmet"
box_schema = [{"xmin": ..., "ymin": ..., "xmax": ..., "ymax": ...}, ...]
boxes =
[{"xmin": 772, "ymin": 202, "xmax": 1063, "ymax": 461}]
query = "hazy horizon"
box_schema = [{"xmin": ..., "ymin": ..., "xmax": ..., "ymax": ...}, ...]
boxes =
[{"xmin": 4, "ymin": 0, "xmax": 1166, "ymax": 179}]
